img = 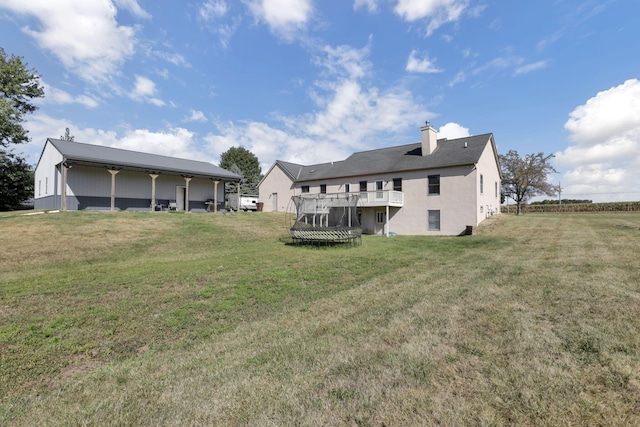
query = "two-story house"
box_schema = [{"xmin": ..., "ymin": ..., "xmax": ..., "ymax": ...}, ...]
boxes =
[{"xmin": 258, "ymin": 123, "xmax": 501, "ymax": 236}]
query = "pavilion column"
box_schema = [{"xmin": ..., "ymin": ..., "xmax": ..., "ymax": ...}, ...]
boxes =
[
  {"xmin": 108, "ymin": 169, "xmax": 120, "ymax": 212},
  {"xmin": 237, "ymin": 180, "xmax": 241, "ymax": 213},
  {"xmin": 183, "ymin": 176, "xmax": 192, "ymax": 212},
  {"xmin": 61, "ymin": 162, "xmax": 71, "ymax": 211},
  {"xmin": 212, "ymin": 180, "xmax": 220, "ymax": 212},
  {"xmin": 150, "ymin": 173, "xmax": 159, "ymax": 212}
]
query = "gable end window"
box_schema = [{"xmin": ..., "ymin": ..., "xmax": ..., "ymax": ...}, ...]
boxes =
[
  {"xmin": 480, "ymin": 174, "xmax": 484, "ymax": 194},
  {"xmin": 428, "ymin": 175, "xmax": 440, "ymax": 195},
  {"xmin": 393, "ymin": 178, "xmax": 402, "ymax": 192},
  {"xmin": 301, "ymin": 185, "xmax": 309, "ymax": 193}
]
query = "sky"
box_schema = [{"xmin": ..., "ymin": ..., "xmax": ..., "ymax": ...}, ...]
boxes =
[{"xmin": 1, "ymin": 0, "xmax": 639, "ymax": 202}]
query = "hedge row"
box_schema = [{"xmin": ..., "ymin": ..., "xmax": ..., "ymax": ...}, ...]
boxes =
[{"xmin": 519, "ymin": 202, "xmax": 640, "ymax": 213}]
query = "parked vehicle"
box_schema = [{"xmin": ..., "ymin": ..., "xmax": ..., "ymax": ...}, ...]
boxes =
[{"xmin": 228, "ymin": 194, "xmax": 259, "ymax": 211}]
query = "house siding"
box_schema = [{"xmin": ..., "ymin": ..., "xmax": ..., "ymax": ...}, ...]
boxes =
[
  {"xmin": 258, "ymin": 164, "xmax": 296, "ymax": 213},
  {"xmin": 257, "ymin": 133, "xmax": 501, "ymax": 236}
]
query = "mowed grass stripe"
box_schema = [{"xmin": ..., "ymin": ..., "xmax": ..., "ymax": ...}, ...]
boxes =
[{"xmin": 1, "ymin": 211, "xmax": 639, "ymax": 425}]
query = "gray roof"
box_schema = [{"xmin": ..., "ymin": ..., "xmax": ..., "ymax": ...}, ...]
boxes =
[
  {"xmin": 46, "ymin": 139, "xmax": 241, "ymax": 181},
  {"xmin": 276, "ymin": 133, "xmax": 496, "ymax": 182}
]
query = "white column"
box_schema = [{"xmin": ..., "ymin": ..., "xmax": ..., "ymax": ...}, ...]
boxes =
[
  {"xmin": 183, "ymin": 176, "xmax": 192, "ymax": 212},
  {"xmin": 108, "ymin": 169, "xmax": 120, "ymax": 212},
  {"xmin": 213, "ymin": 180, "xmax": 220, "ymax": 212},
  {"xmin": 150, "ymin": 173, "xmax": 159, "ymax": 212},
  {"xmin": 386, "ymin": 205, "xmax": 389, "ymax": 237},
  {"xmin": 61, "ymin": 163, "xmax": 70, "ymax": 211}
]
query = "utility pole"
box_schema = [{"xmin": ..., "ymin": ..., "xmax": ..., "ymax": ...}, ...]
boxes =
[{"xmin": 559, "ymin": 181, "xmax": 562, "ymax": 205}]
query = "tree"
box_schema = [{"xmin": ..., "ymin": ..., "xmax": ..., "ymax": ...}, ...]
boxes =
[
  {"xmin": 499, "ymin": 150, "xmax": 559, "ymax": 215},
  {"xmin": 0, "ymin": 150, "xmax": 34, "ymax": 211},
  {"xmin": 1, "ymin": 47, "xmax": 44, "ymax": 147},
  {"xmin": 1, "ymin": 47, "xmax": 44, "ymax": 210},
  {"xmin": 219, "ymin": 146, "xmax": 262, "ymax": 195}
]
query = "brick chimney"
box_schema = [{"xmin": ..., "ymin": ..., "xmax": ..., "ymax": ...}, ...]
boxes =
[{"xmin": 420, "ymin": 121, "xmax": 437, "ymax": 156}]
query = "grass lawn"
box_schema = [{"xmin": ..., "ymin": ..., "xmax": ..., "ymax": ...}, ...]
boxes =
[{"xmin": 1, "ymin": 210, "xmax": 639, "ymax": 425}]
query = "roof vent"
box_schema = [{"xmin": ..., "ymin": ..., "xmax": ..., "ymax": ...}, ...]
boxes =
[{"xmin": 464, "ymin": 141, "xmax": 468, "ymax": 148}]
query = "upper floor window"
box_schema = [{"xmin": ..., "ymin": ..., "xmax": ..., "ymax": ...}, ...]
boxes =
[
  {"xmin": 480, "ymin": 174, "xmax": 484, "ymax": 194},
  {"xmin": 393, "ymin": 178, "xmax": 402, "ymax": 192},
  {"xmin": 320, "ymin": 184, "xmax": 327, "ymax": 194},
  {"xmin": 301, "ymin": 185, "xmax": 309, "ymax": 193},
  {"xmin": 495, "ymin": 181, "xmax": 498, "ymax": 198},
  {"xmin": 359, "ymin": 181, "xmax": 367, "ymax": 192},
  {"xmin": 344, "ymin": 183, "xmax": 350, "ymax": 193},
  {"xmin": 428, "ymin": 175, "xmax": 440, "ymax": 195}
]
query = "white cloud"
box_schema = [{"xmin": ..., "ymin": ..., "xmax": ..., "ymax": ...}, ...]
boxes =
[
  {"xmin": 0, "ymin": 0, "xmax": 139, "ymax": 85},
  {"xmin": 185, "ymin": 110, "xmax": 209, "ymax": 123},
  {"xmin": 555, "ymin": 79, "xmax": 640, "ymax": 202},
  {"xmin": 245, "ymin": 0, "xmax": 313, "ymax": 41},
  {"xmin": 39, "ymin": 81, "xmax": 99, "ymax": 108},
  {"xmin": 130, "ymin": 76, "xmax": 166, "ymax": 106},
  {"xmin": 204, "ymin": 41, "xmax": 430, "ymax": 167},
  {"xmin": 354, "ymin": 0, "xmax": 378, "ymax": 13},
  {"xmin": 406, "ymin": 50, "xmax": 442, "ymax": 73},
  {"xmin": 515, "ymin": 60, "xmax": 549, "ymax": 75},
  {"xmin": 113, "ymin": 0, "xmax": 150, "ymax": 19},
  {"xmin": 24, "ymin": 113, "xmax": 213, "ymax": 165},
  {"xmin": 394, "ymin": 0, "xmax": 470, "ymax": 36},
  {"xmin": 438, "ymin": 122, "xmax": 470, "ymax": 139},
  {"xmin": 199, "ymin": 0, "xmax": 228, "ymax": 20},
  {"xmin": 198, "ymin": 0, "xmax": 240, "ymax": 48}
]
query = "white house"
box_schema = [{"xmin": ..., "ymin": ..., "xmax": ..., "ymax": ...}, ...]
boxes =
[
  {"xmin": 34, "ymin": 139, "xmax": 241, "ymax": 212},
  {"xmin": 258, "ymin": 123, "xmax": 502, "ymax": 236}
]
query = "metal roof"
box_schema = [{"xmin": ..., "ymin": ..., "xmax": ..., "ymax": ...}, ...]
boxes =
[
  {"xmin": 281, "ymin": 133, "xmax": 496, "ymax": 182},
  {"xmin": 47, "ymin": 139, "xmax": 241, "ymax": 181}
]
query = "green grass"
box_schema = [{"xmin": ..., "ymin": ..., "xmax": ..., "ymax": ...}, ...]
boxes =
[{"xmin": 1, "ymin": 210, "xmax": 640, "ymax": 425}]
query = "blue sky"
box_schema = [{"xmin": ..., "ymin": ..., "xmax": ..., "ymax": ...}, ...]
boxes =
[{"xmin": 1, "ymin": 0, "xmax": 639, "ymax": 202}]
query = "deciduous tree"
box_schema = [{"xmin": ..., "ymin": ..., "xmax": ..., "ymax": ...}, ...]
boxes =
[
  {"xmin": 0, "ymin": 47, "xmax": 44, "ymax": 147},
  {"xmin": 0, "ymin": 47, "xmax": 44, "ymax": 210},
  {"xmin": 499, "ymin": 150, "xmax": 558, "ymax": 215},
  {"xmin": 0, "ymin": 150, "xmax": 34, "ymax": 211},
  {"xmin": 219, "ymin": 146, "xmax": 262, "ymax": 195}
]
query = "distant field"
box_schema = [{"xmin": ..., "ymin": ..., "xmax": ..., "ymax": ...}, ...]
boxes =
[{"xmin": 1, "ymin": 211, "xmax": 639, "ymax": 425}]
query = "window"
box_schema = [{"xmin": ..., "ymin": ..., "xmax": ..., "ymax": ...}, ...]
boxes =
[
  {"xmin": 345, "ymin": 183, "xmax": 350, "ymax": 193},
  {"xmin": 480, "ymin": 206, "xmax": 483, "ymax": 213},
  {"xmin": 301, "ymin": 185, "xmax": 309, "ymax": 193},
  {"xmin": 376, "ymin": 211, "xmax": 385, "ymax": 224},
  {"xmin": 428, "ymin": 175, "xmax": 440, "ymax": 195},
  {"xmin": 38, "ymin": 180, "xmax": 41, "ymax": 197},
  {"xmin": 480, "ymin": 174, "xmax": 484, "ymax": 194},
  {"xmin": 393, "ymin": 178, "xmax": 402, "ymax": 192},
  {"xmin": 45, "ymin": 177, "xmax": 48, "ymax": 195},
  {"xmin": 428, "ymin": 210, "xmax": 441, "ymax": 230},
  {"xmin": 375, "ymin": 181, "xmax": 384, "ymax": 200},
  {"xmin": 495, "ymin": 181, "xmax": 498, "ymax": 198},
  {"xmin": 320, "ymin": 184, "xmax": 327, "ymax": 194},
  {"xmin": 359, "ymin": 181, "xmax": 367, "ymax": 192}
]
